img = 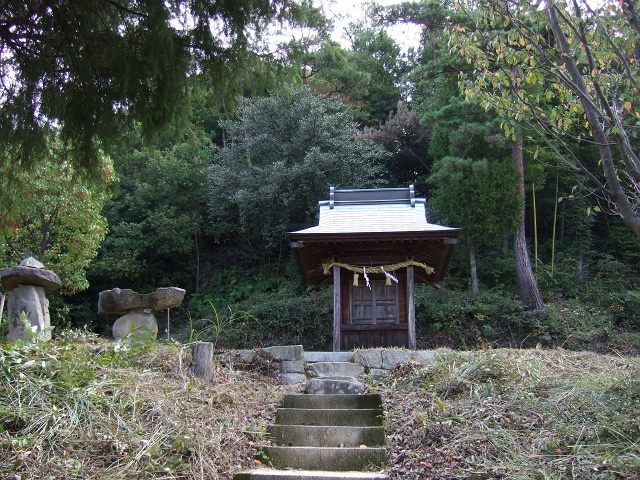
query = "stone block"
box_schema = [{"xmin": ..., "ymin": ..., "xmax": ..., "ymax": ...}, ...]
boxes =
[
  {"xmin": 263, "ymin": 345, "xmax": 304, "ymax": 361},
  {"xmin": 304, "ymin": 351, "xmax": 353, "ymax": 363},
  {"xmin": 308, "ymin": 362, "xmax": 364, "ymax": 378},
  {"xmin": 1, "ymin": 265, "xmax": 61, "ymax": 294},
  {"xmin": 369, "ymin": 368, "xmax": 389, "ymax": 380},
  {"xmin": 147, "ymin": 287, "xmax": 186, "ymax": 310},
  {"xmin": 281, "ymin": 360, "xmax": 305, "ymax": 373},
  {"xmin": 99, "ymin": 288, "xmax": 142, "ymax": 314},
  {"xmin": 353, "ymin": 349, "xmax": 383, "ymax": 369},
  {"xmin": 237, "ymin": 349, "xmax": 255, "ymax": 363},
  {"xmin": 5, "ymin": 285, "xmax": 51, "ymax": 341},
  {"xmin": 411, "ymin": 350, "xmax": 436, "ymax": 364},
  {"xmin": 381, "ymin": 350, "xmax": 412, "ymax": 370},
  {"xmin": 279, "ymin": 373, "xmax": 307, "ymax": 384},
  {"xmin": 305, "ymin": 377, "xmax": 365, "ymax": 394}
]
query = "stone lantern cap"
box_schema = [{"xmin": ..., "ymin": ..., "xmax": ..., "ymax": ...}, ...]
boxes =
[
  {"xmin": 0, "ymin": 257, "xmax": 61, "ymax": 294},
  {"xmin": 99, "ymin": 287, "xmax": 186, "ymax": 315}
]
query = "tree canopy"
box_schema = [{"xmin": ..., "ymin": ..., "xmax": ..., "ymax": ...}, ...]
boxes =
[
  {"xmin": 0, "ymin": 139, "xmax": 115, "ymax": 294},
  {"xmin": 450, "ymin": 0, "xmax": 640, "ymax": 238},
  {"xmin": 0, "ymin": 0, "xmax": 326, "ymax": 172},
  {"xmin": 208, "ymin": 87, "xmax": 388, "ymax": 251}
]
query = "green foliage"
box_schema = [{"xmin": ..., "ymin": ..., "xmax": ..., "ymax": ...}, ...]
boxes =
[
  {"xmin": 181, "ymin": 286, "xmax": 333, "ymax": 350},
  {"xmin": 450, "ymin": 0, "xmax": 640, "ymax": 238},
  {"xmin": 0, "ymin": 139, "xmax": 115, "ymax": 294},
  {"xmin": 89, "ymin": 135, "xmax": 216, "ymax": 293},
  {"xmin": 429, "ymin": 156, "xmax": 522, "ymax": 242},
  {"xmin": 0, "ymin": 0, "xmax": 328, "ymax": 173},
  {"xmin": 209, "ymin": 87, "xmax": 388, "ymax": 250},
  {"xmin": 414, "ymin": 286, "xmax": 557, "ymax": 349}
]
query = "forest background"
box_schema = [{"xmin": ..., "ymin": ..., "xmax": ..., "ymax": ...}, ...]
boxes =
[{"xmin": 0, "ymin": 0, "xmax": 639, "ymax": 354}]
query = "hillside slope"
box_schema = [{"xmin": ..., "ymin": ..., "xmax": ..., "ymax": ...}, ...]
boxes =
[{"xmin": 0, "ymin": 339, "xmax": 638, "ymax": 479}]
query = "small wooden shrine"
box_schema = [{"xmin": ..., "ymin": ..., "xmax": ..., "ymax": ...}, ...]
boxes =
[{"xmin": 288, "ymin": 186, "xmax": 460, "ymax": 351}]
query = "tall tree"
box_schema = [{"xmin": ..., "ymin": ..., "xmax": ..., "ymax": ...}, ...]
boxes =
[
  {"xmin": 429, "ymin": 156, "xmax": 522, "ymax": 296},
  {"xmin": 450, "ymin": 0, "xmax": 640, "ymax": 239},
  {"xmin": 209, "ymin": 87, "xmax": 388, "ymax": 252},
  {"xmin": 0, "ymin": 139, "xmax": 115, "ymax": 294},
  {"xmin": 0, "ymin": 0, "xmax": 326, "ymax": 172}
]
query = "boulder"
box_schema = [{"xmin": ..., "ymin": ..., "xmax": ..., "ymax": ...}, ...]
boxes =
[{"xmin": 112, "ymin": 308, "xmax": 158, "ymax": 342}]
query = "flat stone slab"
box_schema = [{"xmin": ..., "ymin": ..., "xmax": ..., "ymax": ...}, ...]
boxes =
[
  {"xmin": 279, "ymin": 373, "xmax": 308, "ymax": 384},
  {"xmin": 268, "ymin": 424, "xmax": 385, "ymax": 447},
  {"xmin": 99, "ymin": 287, "xmax": 185, "ymax": 314},
  {"xmin": 147, "ymin": 287, "xmax": 185, "ymax": 310},
  {"xmin": 1, "ymin": 265, "xmax": 61, "ymax": 293},
  {"xmin": 353, "ymin": 350, "xmax": 383, "ymax": 369},
  {"xmin": 283, "ymin": 394, "xmax": 382, "ymax": 410},
  {"xmin": 308, "ymin": 362, "xmax": 364, "ymax": 378},
  {"xmin": 304, "ymin": 351, "xmax": 353, "ymax": 363},
  {"xmin": 275, "ymin": 408, "xmax": 383, "ymax": 427},
  {"xmin": 305, "ymin": 377, "xmax": 365, "ymax": 395},
  {"xmin": 282, "ymin": 360, "xmax": 305, "ymax": 373},
  {"xmin": 234, "ymin": 469, "xmax": 388, "ymax": 480},
  {"xmin": 263, "ymin": 446, "xmax": 386, "ymax": 471},
  {"xmin": 99, "ymin": 288, "xmax": 142, "ymax": 314}
]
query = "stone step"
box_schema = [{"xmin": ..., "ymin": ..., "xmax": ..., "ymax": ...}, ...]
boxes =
[
  {"xmin": 283, "ymin": 394, "xmax": 382, "ymax": 410},
  {"xmin": 234, "ymin": 469, "xmax": 388, "ymax": 480},
  {"xmin": 308, "ymin": 362, "xmax": 364, "ymax": 378},
  {"xmin": 268, "ymin": 425, "xmax": 385, "ymax": 447},
  {"xmin": 275, "ymin": 408, "xmax": 384, "ymax": 427},
  {"xmin": 306, "ymin": 377, "xmax": 365, "ymax": 395},
  {"xmin": 304, "ymin": 351, "xmax": 354, "ymax": 363},
  {"xmin": 263, "ymin": 446, "xmax": 386, "ymax": 471}
]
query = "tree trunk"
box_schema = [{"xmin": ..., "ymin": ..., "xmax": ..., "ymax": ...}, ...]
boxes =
[
  {"xmin": 191, "ymin": 342, "xmax": 214, "ymax": 381},
  {"xmin": 467, "ymin": 232, "xmax": 479, "ymax": 297},
  {"xmin": 513, "ymin": 143, "xmax": 544, "ymax": 311}
]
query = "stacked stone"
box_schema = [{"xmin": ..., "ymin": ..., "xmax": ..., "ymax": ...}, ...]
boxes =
[
  {"xmin": 98, "ymin": 287, "xmax": 186, "ymax": 341},
  {"xmin": 1, "ymin": 257, "xmax": 61, "ymax": 341}
]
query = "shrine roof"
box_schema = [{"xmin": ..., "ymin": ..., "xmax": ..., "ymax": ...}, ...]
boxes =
[
  {"xmin": 289, "ymin": 186, "xmax": 457, "ymax": 236},
  {"xmin": 288, "ymin": 186, "xmax": 460, "ymax": 288}
]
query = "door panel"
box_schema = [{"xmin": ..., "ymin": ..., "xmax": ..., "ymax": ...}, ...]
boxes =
[{"xmin": 350, "ymin": 280, "xmax": 398, "ymax": 325}]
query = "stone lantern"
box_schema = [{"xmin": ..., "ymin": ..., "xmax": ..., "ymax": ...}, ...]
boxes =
[{"xmin": 1, "ymin": 257, "xmax": 61, "ymax": 341}]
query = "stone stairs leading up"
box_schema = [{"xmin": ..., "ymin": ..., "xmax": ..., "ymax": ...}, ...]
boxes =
[{"xmin": 234, "ymin": 392, "xmax": 388, "ymax": 480}]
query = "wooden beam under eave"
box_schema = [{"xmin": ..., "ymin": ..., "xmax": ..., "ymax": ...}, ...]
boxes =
[{"xmin": 333, "ymin": 266, "xmax": 341, "ymax": 352}]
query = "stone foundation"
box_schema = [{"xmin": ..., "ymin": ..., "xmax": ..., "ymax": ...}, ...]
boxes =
[{"xmin": 217, "ymin": 345, "xmax": 437, "ymax": 385}]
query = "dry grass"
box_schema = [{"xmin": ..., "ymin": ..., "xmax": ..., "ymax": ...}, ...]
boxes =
[
  {"xmin": 1, "ymin": 339, "xmax": 638, "ymax": 479},
  {"xmin": 0, "ymin": 338, "xmax": 302, "ymax": 479},
  {"xmin": 376, "ymin": 348, "xmax": 640, "ymax": 479}
]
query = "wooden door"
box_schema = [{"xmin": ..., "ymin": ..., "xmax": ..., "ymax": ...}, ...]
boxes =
[
  {"xmin": 341, "ymin": 279, "xmax": 408, "ymax": 349},
  {"xmin": 351, "ymin": 281, "xmax": 398, "ymax": 325}
]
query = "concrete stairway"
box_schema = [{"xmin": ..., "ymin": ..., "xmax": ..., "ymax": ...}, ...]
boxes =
[{"xmin": 234, "ymin": 394, "xmax": 388, "ymax": 480}]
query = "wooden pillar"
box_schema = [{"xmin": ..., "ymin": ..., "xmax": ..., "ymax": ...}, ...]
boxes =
[
  {"xmin": 191, "ymin": 341, "xmax": 214, "ymax": 381},
  {"xmin": 333, "ymin": 266, "xmax": 341, "ymax": 352},
  {"xmin": 407, "ymin": 266, "xmax": 416, "ymax": 350}
]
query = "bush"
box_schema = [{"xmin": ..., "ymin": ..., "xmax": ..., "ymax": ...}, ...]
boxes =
[{"xmin": 179, "ymin": 286, "xmax": 333, "ymax": 350}]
